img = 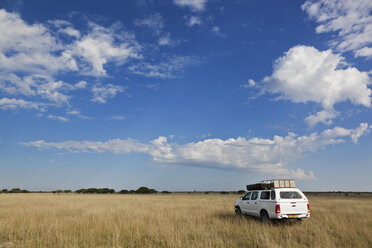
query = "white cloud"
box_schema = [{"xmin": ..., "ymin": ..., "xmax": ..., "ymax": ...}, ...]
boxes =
[
  {"xmin": 91, "ymin": 84, "xmax": 125, "ymax": 103},
  {"xmin": 290, "ymin": 168, "xmax": 316, "ymax": 180},
  {"xmin": 0, "ymin": 97, "xmax": 40, "ymax": 110},
  {"xmin": 22, "ymin": 123, "xmax": 370, "ymax": 179},
  {"xmin": 158, "ymin": 33, "xmax": 172, "ymax": 46},
  {"xmin": 260, "ymin": 45, "xmax": 371, "ymax": 127},
  {"xmin": 47, "ymin": 114, "xmax": 69, "ymax": 122},
  {"xmin": 173, "ymin": 0, "xmax": 208, "ymax": 11},
  {"xmin": 241, "ymin": 79, "xmax": 256, "ymax": 88},
  {"xmin": 302, "ymin": 0, "xmax": 372, "ymax": 58},
  {"xmin": 134, "ymin": 13, "xmax": 164, "ymax": 36},
  {"xmin": 0, "ymin": 9, "xmax": 143, "ymax": 117},
  {"xmin": 60, "ymin": 27, "xmax": 81, "ymax": 38},
  {"xmin": 66, "ymin": 109, "xmax": 90, "ymax": 120},
  {"xmin": 305, "ymin": 109, "xmax": 340, "ymax": 127},
  {"xmin": 128, "ymin": 56, "xmax": 199, "ymax": 79},
  {"xmin": 211, "ymin": 26, "xmax": 224, "ymax": 36},
  {"xmin": 185, "ymin": 16, "xmax": 202, "ymax": 26},
  {"xmin": 72, "ymin": 81, "xmax": 87, "ymax": 89},
  {"xmin": 70, "ymin": 22, "xmax": 141, "ymax": 76},
  {"xmin": 0, "ymin": 9, "xmax": 77, "ymax": 73}
]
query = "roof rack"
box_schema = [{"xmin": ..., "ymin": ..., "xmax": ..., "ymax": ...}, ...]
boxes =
[{"xmin": 246, "ymin": 179, "xmax": 296, "ymax": 190}]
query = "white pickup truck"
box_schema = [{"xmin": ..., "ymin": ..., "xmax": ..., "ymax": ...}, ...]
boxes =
[{"xmin": 235, "ymin": 179, "xmax": 310, "ymax": 223}]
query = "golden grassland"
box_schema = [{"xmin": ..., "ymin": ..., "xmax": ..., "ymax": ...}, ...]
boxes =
[{"xmin": 0, "ymin": 193, "xmax": 371, "ymax": 248}]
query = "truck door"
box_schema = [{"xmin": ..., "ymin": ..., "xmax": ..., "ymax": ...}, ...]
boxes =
[
  {"xmin": 240, "ymin": 191, "xmax": 252, "ymax": 214},
  {"xmin": 249, "ymin": 191, "xmax": 260, "ymax": 216}
]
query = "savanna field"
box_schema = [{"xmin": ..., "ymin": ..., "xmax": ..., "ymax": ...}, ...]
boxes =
[{"xmin": 0, "ymin": 194, "xmax": 371, "ymax": 248}]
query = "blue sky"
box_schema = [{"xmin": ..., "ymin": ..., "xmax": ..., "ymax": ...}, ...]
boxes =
[{"xmin": 0, "ymin": 0, "xmax": 371, "ymax": 191}]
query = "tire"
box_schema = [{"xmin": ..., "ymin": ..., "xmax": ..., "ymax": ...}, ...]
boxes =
[
  {"xmin": 260, "ymin": 210, "xmax": 270, "ymax": 224},
  {"xmin": 235, "ymin": 207, "xmax": 243, "ymax": 217}
]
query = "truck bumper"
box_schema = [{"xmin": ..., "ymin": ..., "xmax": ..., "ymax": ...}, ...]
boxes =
[{"xmin": 273, "ymin": 213, "xmax": 310, "ymax": 219}]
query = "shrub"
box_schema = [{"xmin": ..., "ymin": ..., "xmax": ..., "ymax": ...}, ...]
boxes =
[
  {"xmin": 136, "ymin": 187, "xmax": 157, "ymax": 194},
  {"xmin": 10, "ymin": 188, "xmax": 21, "ymax": 193}
]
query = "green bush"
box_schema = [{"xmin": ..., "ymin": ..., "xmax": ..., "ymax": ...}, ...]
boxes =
[{"xmin": 136, "ymin": 187, "xmax": 157, "ymax": 194}]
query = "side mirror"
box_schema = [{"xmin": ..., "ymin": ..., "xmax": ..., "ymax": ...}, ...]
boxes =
[{"xmin": 240, "ymin": 196, "xmax": 243, "ymax": 200}]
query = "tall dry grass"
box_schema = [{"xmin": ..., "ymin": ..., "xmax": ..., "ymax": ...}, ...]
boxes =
[{"xmin": 0, "ymin": 193, "xmax": 371, "ymax": 247}]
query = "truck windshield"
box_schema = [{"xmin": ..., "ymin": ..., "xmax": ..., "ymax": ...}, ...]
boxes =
[{"xmin": 280, "ymin": 191, "xmax": 302, "ymax": 199}]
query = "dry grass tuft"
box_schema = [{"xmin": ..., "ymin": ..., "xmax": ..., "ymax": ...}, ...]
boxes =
[{"xmin": 0, "ymin": 194, "xmax": 371, "ymax": 247}]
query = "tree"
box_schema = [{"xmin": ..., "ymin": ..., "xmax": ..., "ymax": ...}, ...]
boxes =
[
  {"xmin": 119, "ymin": 189, "xmax": 129, "ymax": 194},
  {"xmin": 136, "ymin": 187, "xmax": 157, "ymax": 194},
  {"xmin": 10, "ymin": 188, "xmax": 21, "ymax": 193}
]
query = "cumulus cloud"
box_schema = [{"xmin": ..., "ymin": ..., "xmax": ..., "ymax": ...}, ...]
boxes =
[
  {"xmin": 173, "ymin": 0, "xmax": 208, "ymax": 11},
  {"xmin": 0, "ymin": 9, "xmax": 142, "ymax": 118},
  {"xmin": 91, "ymin": 84, "xmax": 125, "ymax": 103},
  {"xmin": 302, "ymin": 0, "xmax": 372, "ymax": 58},
  {"xmin": 0, "ymin": 9, "xmax": 77, "ymax": 73},
  {"xmin": 0, "ymin": 97, "xmax": 40, "ymax": 110},
  {"xmin": 259, "ymin": 45, "xmax": 371, "ymax": 127},
  {"xmin": 21, "ymin": 123, "xmax": 370, "ymax": 179},
  {"xmin": 0, "ymin": 73, "xmax": 83, "ymax": 106},
  {"xmin": 70, "ymin": 22, "xmax": 141, "ymax": 76}
]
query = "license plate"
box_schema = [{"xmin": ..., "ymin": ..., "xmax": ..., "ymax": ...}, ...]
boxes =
[{"xmin": 288, "ymin": 215, "xmax": 298, "ymax": 218}]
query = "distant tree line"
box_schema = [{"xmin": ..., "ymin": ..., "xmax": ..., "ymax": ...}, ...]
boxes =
[
  {"xmin": 73, "ymin": 187, "xmax": 158, "ymax": 194},
  {"xmin": 1, "ymin": 188, "xmax": 29, "ymax": 193},
  {"xmin": 52, "ymin": 190, "xmax": 72, "ymax": 194},
  {"xmin": 75, "ymin": 188, "xmax": 115, "ymax": 194},
  {"xmin": 118, "ymin": 187, "xmax": 158, "ymax": 194},
  {"xmin": 0, "ymin": 188, "xmax": 281, "ymax": 195}
]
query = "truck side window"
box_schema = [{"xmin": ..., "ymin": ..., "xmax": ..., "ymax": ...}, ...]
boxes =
[
  {"xmin": 271, "ymin": 190, "xmax": 276, "ymax": 200},
  {"xmin": 260, "ymin": 191, "xmax": 270, "ymax": 200},
  {"xmin": 243, "ymin": 192, "xmax": 251, "ymax": 200},
  {"xmin": 251, "ymin": 191, "xmax": 258, "ymax": 200}
]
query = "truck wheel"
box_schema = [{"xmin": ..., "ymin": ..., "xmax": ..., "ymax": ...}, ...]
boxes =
[
  {"xmin": 260, "ymin": 210, "xmax": 270, "ymax": 224},
  {"xmin": 235, "ymin": 207, "xmax": 242, "ymax": 217}
]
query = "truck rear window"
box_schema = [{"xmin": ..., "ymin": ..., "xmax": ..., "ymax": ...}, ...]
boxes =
[{"xmin": 280, "ymin": 191, "xmax": 302, "ymax": 199}]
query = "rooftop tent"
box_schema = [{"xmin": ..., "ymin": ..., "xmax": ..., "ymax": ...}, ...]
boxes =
[{"xmin": 246, "ymin": 179, "xmax": 296, "ymax": 190}]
